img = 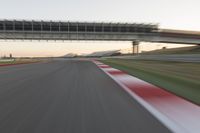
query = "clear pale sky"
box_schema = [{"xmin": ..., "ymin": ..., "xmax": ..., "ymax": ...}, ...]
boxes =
[{"xmin": 0, "ymin": 0, "xmax": 199, "ymax": 57}]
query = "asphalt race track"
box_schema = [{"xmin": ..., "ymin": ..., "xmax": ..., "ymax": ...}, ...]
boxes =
[{"xmin": 0, "ymin": 60, "xmax": 171, "ymax": 133}]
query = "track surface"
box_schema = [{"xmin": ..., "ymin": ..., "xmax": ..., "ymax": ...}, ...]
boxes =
[{"xmin": 0, "ymin": 60, "xmax": 171, "ymax": 133}]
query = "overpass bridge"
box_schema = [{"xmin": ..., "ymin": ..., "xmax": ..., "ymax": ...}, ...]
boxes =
[{"xmin": 0, "ymin": 20, "xmax": 200, "ymax": 53}]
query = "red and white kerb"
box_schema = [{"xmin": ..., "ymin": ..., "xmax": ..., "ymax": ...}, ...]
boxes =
[{"xmin": 93, "ymin": 61, "xmax": 200, "ymax": 133}]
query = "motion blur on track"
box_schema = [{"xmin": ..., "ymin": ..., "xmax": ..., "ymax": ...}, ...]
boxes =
[{"xmin": 0, "ymin": 60, "xmax": 171, "ymax": 133}]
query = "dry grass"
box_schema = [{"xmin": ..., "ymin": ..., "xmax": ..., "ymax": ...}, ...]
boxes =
[{"xmin": 0, "ymin": 58, "xmax": 40, "ymax": 65}]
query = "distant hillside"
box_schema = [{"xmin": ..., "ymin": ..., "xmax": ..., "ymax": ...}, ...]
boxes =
[
  {"xmin": 142, "ymin": 45, "xmax": 200, "ymax": 55},
  {"xmin": 62, "ymin": 53, "xmax": 78, "ymax": 58},
  {"xmin": 87, "ymin": 50, "xmax": 121, "ymax": 57}
]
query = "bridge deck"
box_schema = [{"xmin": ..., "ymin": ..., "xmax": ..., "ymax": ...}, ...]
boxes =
[{"xmin": 0, "ymin": 20, "xmax": 199, "ymax": 44}]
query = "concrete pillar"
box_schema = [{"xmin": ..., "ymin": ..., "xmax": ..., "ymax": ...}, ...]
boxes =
[{"xmin": 132, "ymin": 41, "xmax": 139, "ymax": 54}]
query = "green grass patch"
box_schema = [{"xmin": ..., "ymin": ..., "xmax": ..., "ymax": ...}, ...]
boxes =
[{"xmin": 101, "ymin": 59, "xmax": 200, "ymax": 105}]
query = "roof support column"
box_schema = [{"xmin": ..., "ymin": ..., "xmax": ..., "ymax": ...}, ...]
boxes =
[
  {"xmin": 22, "ymin": 20, "xmax": 25, "ymax": 41},
  {"xmin": 84, "ymin": 24, "xmax": 87, "ymax": 40},
  {"xmin": 31, "ymin": 20, "xmax": 33, "ymax": 41},
  {"xmin": 13, "ymin": 20, "xmax": 15, "ymax": 40},
  {"xmin": 41, "ymin": 21, "xmax": 43, "ymax": 41},
  {"xmin": 13, "ymin": 20, "xmax": 15, "ymax": 31},
  {"xmin": 76, "ymin": 22, "xmax": 78, "ymax": 40},
  {"xmin": 3, "ymin": 20, "xmax": 6, "ymax": 40},
  {"xmin": 67, "ymin": 21, "xmax": 69, "ymax": 40}
]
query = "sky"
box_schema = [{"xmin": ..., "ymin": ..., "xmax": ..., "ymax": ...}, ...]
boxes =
[{"xmin": 0, "ymin": 0, "xmax": 199, "ymax": 57}]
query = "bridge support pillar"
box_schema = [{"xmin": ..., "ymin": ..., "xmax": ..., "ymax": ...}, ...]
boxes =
[{"xmin": 132, "ymin": 41, "xmax": 139, "ymax": 54}]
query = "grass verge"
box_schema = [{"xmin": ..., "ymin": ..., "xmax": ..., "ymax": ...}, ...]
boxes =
[
  {"xmin": 101, "ymin": 59, "xmax": 200, "ymax": 105},
  {"xmin": 0, "ymin": 59, "xmax": 40, "ymax": 66}
]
